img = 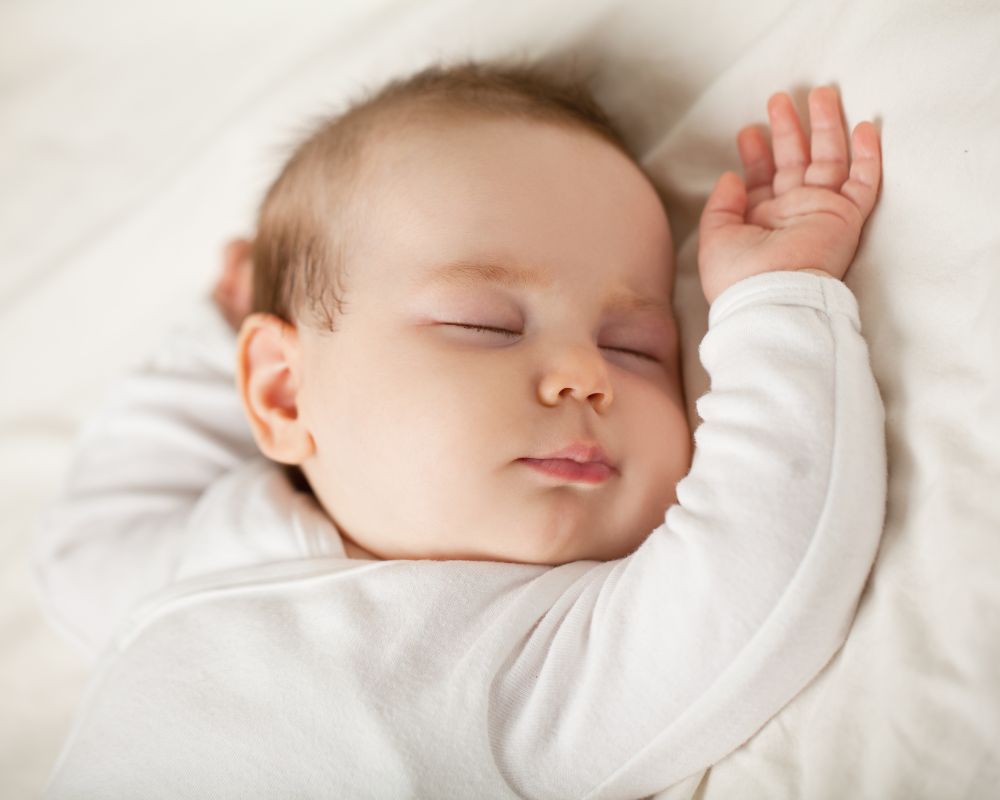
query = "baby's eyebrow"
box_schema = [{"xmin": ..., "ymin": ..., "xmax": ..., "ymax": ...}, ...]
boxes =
[
  {"xmin": 420, "ymin": 261, "xmax": 552, "ymax": 290},
  {"xmin": 419, "ymin": 260, "xmax": 673, "ymax": 320}
]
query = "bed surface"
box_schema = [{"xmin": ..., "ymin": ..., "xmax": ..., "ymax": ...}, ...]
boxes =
[{"xmin": 2, "ymin": 0, "xmax": 998, "ymax": 796}]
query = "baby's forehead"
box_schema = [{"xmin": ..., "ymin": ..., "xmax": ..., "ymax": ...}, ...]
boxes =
[
  {"xmin": 338, "ymin": 106, "xmax": 674, "ymax": 302},
  {"xmin": 354, "ymin": 109, "xmax": 665, "ymax": 219}
]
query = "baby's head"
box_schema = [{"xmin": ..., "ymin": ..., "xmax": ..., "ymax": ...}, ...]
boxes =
[{"xmin": 237, "ymin": 60, "xmax": 692, "ymax": 564}]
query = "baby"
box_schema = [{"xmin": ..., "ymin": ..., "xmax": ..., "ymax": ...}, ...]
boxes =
[{"xmin": 37, "ymin": 61, "xmax": 886, "ymax": 798}]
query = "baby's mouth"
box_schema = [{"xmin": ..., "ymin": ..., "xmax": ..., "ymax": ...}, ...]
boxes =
[{"xmin": 516, "ymin": 458, "xmax": 616, "ymax": 485}]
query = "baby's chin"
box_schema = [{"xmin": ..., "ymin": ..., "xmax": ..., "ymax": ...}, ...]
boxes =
[
  {"xmin": 444, "ymin": 531, "xmax": 643, "ymax": 566},
  {"xmin": 338, "ymin": 494, "xmax": 662, "ymax": 564},
  {"xmin": 343, "ymin": 536, "xmax": 629, "ymax": 565}
]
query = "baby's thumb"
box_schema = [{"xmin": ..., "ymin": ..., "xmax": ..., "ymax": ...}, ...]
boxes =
[{"xmin": 700, "ymin": 172, "xmax": 747, "ymax": 233}]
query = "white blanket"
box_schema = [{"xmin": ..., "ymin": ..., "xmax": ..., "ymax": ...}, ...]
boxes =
[{"xmin": 2, "ymin": 0, "xmax": 998, "ymax": 796}]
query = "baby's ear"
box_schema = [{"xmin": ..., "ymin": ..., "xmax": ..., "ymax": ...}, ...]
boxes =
[{"xmin": 236, "ymin": 313, "xmax": 315, "ymax": 464}]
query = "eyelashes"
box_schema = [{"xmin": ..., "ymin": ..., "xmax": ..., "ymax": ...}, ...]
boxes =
[
  {"xmin": 445, "ymin": 323, "xmax": 660, "ymax": 363},
  {"xmin": 452, "ymin": 323, "xmax": 519, "ymax": 338}
]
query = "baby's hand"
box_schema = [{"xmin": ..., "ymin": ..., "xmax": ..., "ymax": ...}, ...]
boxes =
[
  {"xmin": 698, "ymin": 87, "xmax": 881, "ymax": 304},
  {"xmin": 211, "ymin": 238, "xmax": 254, "ymax": 332}
]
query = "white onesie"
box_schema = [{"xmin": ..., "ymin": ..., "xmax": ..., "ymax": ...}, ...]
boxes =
[{"xmin": 35, "ymin": 271, "xmax": 887, "ymax": 799}]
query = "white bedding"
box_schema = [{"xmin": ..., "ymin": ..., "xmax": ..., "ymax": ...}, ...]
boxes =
[{"xmin": 1, "ymin": 0, "xmax": 998, "ymax": 796}]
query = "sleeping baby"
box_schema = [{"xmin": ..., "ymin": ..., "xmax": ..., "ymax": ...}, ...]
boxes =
[{"xmin": 36, "ymin": 60, "xmax": 886, "ymax": 798}]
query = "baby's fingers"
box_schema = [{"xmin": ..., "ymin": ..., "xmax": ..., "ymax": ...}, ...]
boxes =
[
  {"xmin": 769, "ymin": 93, "xmax": 809, "ymax": 194},
  {"xmin": 738, "ymin": 125, "xmax": 775, "ymax": 207},
  {"xmin": 840, "ymin": 121, "xmax": 881, "ymax": 220},
  {"xmin": 700, "ymin": 171, "xmax": 748, "ymax": 234},
  {"xmin": 803, "ymin": 86, "xmax": 849, "ymax": 190}
]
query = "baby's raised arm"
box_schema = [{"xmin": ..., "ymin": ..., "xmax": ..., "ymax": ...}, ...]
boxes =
[{"xmin": 490, "ymin": 88, "xmax": 887, "ymax": 796}]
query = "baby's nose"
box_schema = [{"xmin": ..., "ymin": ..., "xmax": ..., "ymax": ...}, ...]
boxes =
[{"xmin": 537, "ymin": 345, "xmax": 614, "ymax": 412}]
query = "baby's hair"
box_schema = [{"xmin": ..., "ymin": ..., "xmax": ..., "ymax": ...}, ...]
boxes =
[{"xmin": 252, "ymin": 57, "xmax": 633, "ymax": 330}]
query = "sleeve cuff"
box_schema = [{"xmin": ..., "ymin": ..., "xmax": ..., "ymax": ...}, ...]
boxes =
[{"xmin": 708, "ymin": 271, "xmax": 862, "ymax": 332}]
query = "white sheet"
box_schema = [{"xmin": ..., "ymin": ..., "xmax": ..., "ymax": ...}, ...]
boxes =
[{"xmin": 2, "ymin": 0, "xmax": 998, "ymax": 796}]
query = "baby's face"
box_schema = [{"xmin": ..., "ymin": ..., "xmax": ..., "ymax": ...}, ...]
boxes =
[{"xmin": 296, "ymin": 115, "xmax": 692, "ymax": 564}]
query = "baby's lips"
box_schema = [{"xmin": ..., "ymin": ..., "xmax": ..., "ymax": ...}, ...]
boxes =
[{"xmin": 524, "ymin": 441, "xmax": 617, "ymax": 471}]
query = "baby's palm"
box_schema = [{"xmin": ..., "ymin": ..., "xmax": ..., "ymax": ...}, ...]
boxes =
[{"xmin": 698, "ymin": 87, "xmax": 882, "ymax": 304}]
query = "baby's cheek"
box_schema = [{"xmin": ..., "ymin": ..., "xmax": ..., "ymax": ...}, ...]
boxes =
[{"xmin": 629, "ymin": 390, "xmax": 692, "ymax": 491}]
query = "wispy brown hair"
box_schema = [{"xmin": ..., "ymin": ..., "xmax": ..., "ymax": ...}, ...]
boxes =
[{"xmin": 252, "ymin": 58, "xmax": 634, "ymax": 330}]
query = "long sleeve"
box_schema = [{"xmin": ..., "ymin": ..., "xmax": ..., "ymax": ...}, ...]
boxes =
[
  {"xmin": 490, "ymin": 270, "xmax": 887, "ymax": 798},
  {"xmin": 32, "ymin": 301, "xmax": 340, "ymax": 658},
  {"xmin": 42, "ymin": 271, "xmax": 887, "ymax": 800}
]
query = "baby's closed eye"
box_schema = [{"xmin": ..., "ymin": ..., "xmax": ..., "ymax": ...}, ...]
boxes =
[{"xmin": 442, "ymin": 322, "xmax": 661, "ymax": 363}]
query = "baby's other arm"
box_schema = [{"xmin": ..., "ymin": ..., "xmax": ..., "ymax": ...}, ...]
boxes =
[{"xmin": 33, "ymin": 242, "xmax": 262, "ymax": 658}]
